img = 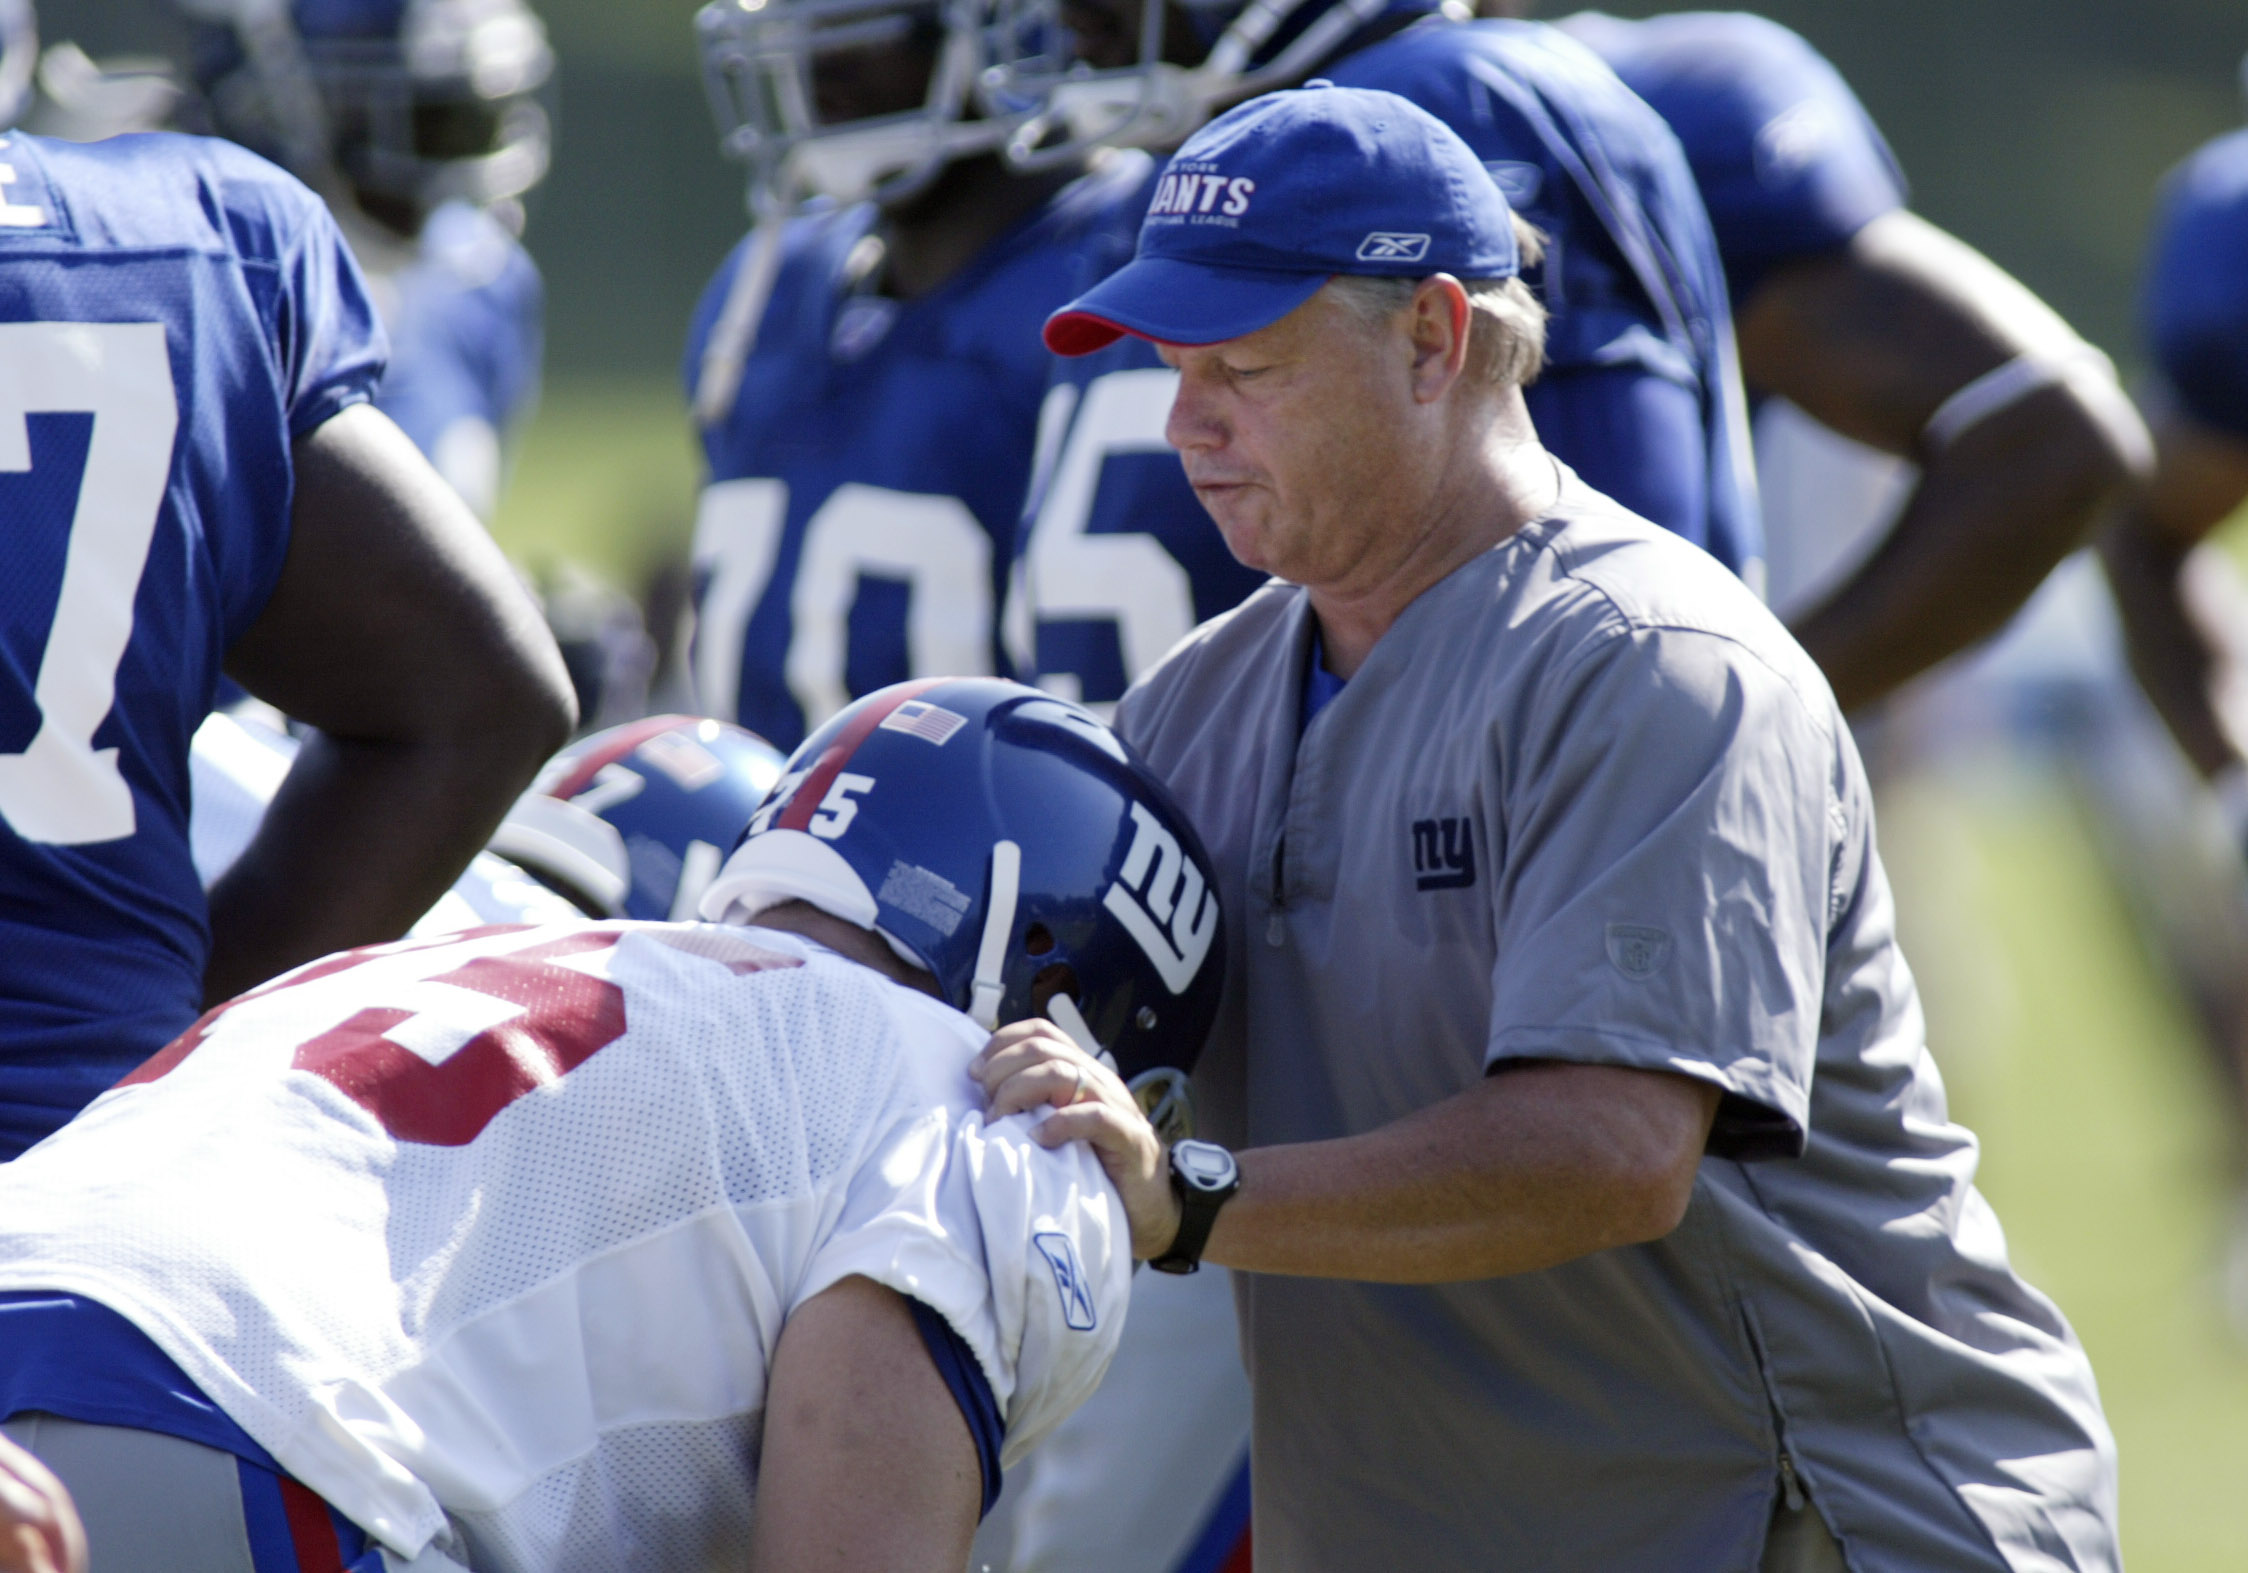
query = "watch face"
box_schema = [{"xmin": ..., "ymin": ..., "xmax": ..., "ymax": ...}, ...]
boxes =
[{"xmin": 1175, "ymin": 1139, "xmax": 1238, "ymax": 1191}]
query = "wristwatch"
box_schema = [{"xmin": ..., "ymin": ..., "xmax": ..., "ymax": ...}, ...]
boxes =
[{"xmin": 1149, "ymin": 1139, "xmax": 1241, "ymax": 1275}]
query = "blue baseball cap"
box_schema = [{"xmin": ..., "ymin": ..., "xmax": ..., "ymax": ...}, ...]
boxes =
[{"xmin": 1044, "ymin": 82, "xmax": 1520, "ymax": 357}]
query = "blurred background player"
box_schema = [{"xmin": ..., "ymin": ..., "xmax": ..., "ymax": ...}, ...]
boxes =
[
  {"xmin": 683, "ymin": 0, "xmax": 1153, "ymax": 751},
  {"xmin": 176, "ymin": 0, "xmax": 552, "ymax": 526},
  {"xmin": 170, "ymin": 0, "xmax": 668, "ymax": 728},
  {"xmin": 997, "ymin": 0, "xmax": 1755, "ymax": 716},
  {"xmin": 2104, "ymin": 111, "xmax": 2248, "ymax": 1326},
  {"xmin": 0, "ymin": 30, "xmax": 573, "ymax": 1159},
  {"xmin": 1541, "ymin": 9, "xmax": 2150, "ymax": 711},
  {"xmin": 0, "ymin": 677, "xmax": 1222, "ymax": 1573}
]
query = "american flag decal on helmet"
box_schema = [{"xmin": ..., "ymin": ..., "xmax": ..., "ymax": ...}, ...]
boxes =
[{"xmin": 878, "ymin": 700, "xmax": 969, "ymax": 746}]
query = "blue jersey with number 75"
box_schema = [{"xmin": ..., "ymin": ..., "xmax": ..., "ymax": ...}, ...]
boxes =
[{"xmin": 0, "ymin": 130, "xmax": 385, "ymax": 1157}]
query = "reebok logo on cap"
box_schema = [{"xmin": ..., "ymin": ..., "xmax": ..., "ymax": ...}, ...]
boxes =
[{"xmin": 1356, "ymin": 232, "xmax": 1432, "ymax": 262}]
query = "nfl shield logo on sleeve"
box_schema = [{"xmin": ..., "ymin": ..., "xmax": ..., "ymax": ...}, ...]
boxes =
[
  {"xmin": 1605, "ymin": 924, "xmax": 1672, "ymax": 979},
  {"xmin": 1034, "ymin": 1232, "xmax": 1099, "ymax": 1332}
]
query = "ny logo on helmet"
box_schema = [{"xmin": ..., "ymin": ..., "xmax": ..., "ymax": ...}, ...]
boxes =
[
  {"xmin": 1356, "ymin": 231, "xmax": 1431, "ymax": 262},
  {"xmin": 1103, "ymin": 803, "xmax": 1218, "ymax": 994}
]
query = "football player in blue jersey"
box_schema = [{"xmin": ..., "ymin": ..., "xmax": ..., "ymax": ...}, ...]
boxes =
[
  {"xmin": 0, "ymin": 111, "xmax": 575, "ymax": 1160},
  {"xmin": 993, "ymin": 0, "xmax": 1755, "ymax": 714},
  {"xmin": 1515, "ymin": 9, "xmax": 2149, "ymax": 713},
  {"xmin": 177, "ymin": 0, "xmax": 551, "ymax": 524},
  {"xmin": 683, "ymin": 0, "xmax": 1155, "ymax": 753}
]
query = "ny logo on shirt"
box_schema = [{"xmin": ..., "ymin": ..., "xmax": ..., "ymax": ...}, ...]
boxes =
[{"xmin": 1411, "ymin": 817, "xmax": 1476, "ymax": 892}]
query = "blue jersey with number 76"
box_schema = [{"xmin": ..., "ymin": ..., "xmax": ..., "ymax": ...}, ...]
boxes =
[{"xmin": 0, "ymin": 130, "xmax": 385, "ymax": 1157}]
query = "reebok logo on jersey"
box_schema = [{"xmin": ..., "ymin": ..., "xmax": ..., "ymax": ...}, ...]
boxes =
[
  {"xmin": 1034, "ymin": 1232, "xmax": 1098, "ymax": 1332},
  {"xmin": 1357, "ymin": 232, "xmax": 1432, "ymax": 263},
  {"xmin": 1146, "ymin": 163, "xmax": 1255, "ymax": 228},
  {"xmin": 1103, "ymin": 802, "xmax": 1218, "ymax": 994},
  {"xmin": 1412, "ymin": 817, "xmax": 1475, "ymax": 891}
]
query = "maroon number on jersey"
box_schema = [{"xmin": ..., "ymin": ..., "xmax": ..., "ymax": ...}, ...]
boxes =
[
  {"xmin": 119, "ymin": 926, "xmax": 630, "ymax": 1145},
  {"xmin": 295, "ymin": 930, "xmax": 629, "ymax": 1145}
]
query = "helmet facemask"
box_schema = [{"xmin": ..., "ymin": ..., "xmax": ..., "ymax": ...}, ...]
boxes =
[
  {"xmin": 986, "ymin": 0, "xmax": 1393, "ymax": 168},
  {"xmin": 183, "ymin": 0, "xmax": 553, "ymax": 228},
  {"xmin": 697, "ymin": 0, "xmax": 1028, "ymax": 212}
]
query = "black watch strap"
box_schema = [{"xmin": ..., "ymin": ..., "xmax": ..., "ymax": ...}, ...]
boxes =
[{"xmin": 1150, "ymin": 1139, "xmax": 1240, "ymax": 1275}]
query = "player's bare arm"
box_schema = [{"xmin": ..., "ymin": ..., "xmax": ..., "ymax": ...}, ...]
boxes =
[
  {"xmin": 0, "ymin": 1436, "xmax": 82, "ymax": 1573},
  {"xmin": 978, "ymin": 1029, "xmax": 1720, "ymax": 1277},
  {"xmin": 206, "ymin": 402, "xmax": 575, "ymax": 1002},
  {"xmin": 1738, "ymin": 209, "xmax": 2151, "ymax": 712},
  {"xmin": 2098, "ymin": 402, "xmax": 2248, "ymax": 780},
  {"xmin": 748, "ymin": 1275, "xmax": 982, "ymax": 1573}
]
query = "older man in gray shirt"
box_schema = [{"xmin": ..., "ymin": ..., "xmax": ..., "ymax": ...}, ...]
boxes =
[{"xmin": 973, "ymin": 82, "xmax": 2118, "ymax": 1572}]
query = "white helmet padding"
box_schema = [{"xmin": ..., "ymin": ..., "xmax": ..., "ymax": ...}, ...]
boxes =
[
  {"xmin": 700, "ymin": 827, "xmax": 925, "ymax": 970},
  {"xmin": 488, "ymin": 792, "xmax": 630, "ymax": 917}
]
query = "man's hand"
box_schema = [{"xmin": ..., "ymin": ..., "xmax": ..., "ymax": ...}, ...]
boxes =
[
  {"xmin": 0, "ymin": 1435, "xmax": 85, "ymax": 1573},
  {"xmin": 972, "ymin": 1021, "xmax": 1181, "ymax": 1260}
]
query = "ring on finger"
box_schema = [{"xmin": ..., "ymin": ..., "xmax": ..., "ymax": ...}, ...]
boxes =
[{"xmin": 1069, "ymin": 1061, "xmax": 1087, "ymax": 1103}]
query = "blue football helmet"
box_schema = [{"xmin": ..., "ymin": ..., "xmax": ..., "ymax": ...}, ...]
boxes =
[
  {"xmin": 696, "ymin": 0, "xmax": 1048, "ymax": 210},
  {"xmin": 490, "ymin": 715, "xmax": 788, "ymax": 922},
  {"xmin": 0, "ymin": 0, "xmax": 33, "ymax": 129},
  {"xmin": 987, "ymin": 0, "xmax": 1403, "ymax": 166},
  {"xmin": 179, "ymin": 0, "xmax": 552, "ymax": 221},
  {"xmin": 700, "ymin": 677, "xmax": 1222, "ymax": 1131}
]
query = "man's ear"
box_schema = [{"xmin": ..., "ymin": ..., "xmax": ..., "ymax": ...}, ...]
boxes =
[{"xmin": 1407, "ymin": 274, "xmax": 1473, "ymax": 404}]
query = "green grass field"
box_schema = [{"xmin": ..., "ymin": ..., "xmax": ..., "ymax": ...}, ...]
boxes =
[
  {"xmin": 496, "ymin": 378, "xmax": 2248, "ymax": 1569},
  {"xmin": 1881, "ymin": 764, "xmax": 2248, "ymax": 1569},
  {"xmin": 491, "ymin": 379, "xmax": 705, "ymax": 596}
]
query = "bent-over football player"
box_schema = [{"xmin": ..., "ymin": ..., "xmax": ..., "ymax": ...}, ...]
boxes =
[{"xmin": 0, "ymin": 678, "xmax": 1221, "ymax": 1573}]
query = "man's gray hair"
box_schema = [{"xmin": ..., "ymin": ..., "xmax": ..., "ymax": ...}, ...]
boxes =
[{"xmin": 1323, "ymin": 216, "xmax": 1548, "ymax": 388}]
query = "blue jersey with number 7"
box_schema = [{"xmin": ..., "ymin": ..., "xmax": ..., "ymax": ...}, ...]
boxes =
[{"xmin": 0, "ymin": 130, "xmax": 385, "ymax": 1157}]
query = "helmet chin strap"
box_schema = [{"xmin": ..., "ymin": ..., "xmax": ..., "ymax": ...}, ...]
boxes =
[
  {"xmin": 693, "ymin": 182, "xmax": 792, "ymax": 427},
  {"xmin": 1044, "ymin": 991, "xmax": 1105, "ymax": 1061},
  {"xmin": 968, "ymin": 839, "xmax": 1022, "ymax": 1030}
]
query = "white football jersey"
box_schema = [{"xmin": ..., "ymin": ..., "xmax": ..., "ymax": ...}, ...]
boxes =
[{"xmin": 0, "ymin": 921, "xmax": 1127, "ymax": 1572}]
